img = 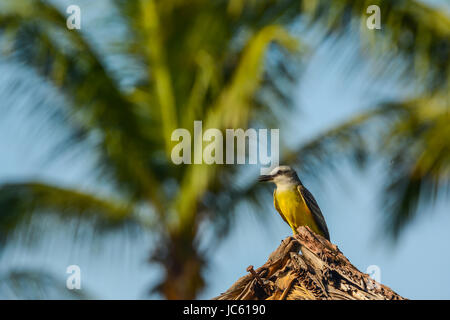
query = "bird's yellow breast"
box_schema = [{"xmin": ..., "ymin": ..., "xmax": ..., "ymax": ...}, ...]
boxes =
[{"xmin": 275, "ymin": 187, "xmax": 320, "ymax": 234}]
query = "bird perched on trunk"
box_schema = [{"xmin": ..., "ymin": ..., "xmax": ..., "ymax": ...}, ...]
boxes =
[{"xmin": 259, "ymin": 166, "xmax": 330, "ymax": 240}]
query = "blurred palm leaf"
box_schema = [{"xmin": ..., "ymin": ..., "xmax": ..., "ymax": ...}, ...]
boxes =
[
  {"xmin": 0, "ymin": 269, "xmax": 90, "ymax": 299},
  {"xmin": 0, "ymin": 182, "xmax": 135, "ymax": 240},
  {"xmin": 380, "ymin": 94, "xmax": 450, "ymax": 236}
]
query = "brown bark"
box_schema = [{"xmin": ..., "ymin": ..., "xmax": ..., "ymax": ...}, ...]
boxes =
[{"xmin": 213, "ymin": 226, "xmax": 405, "ymax": 300}]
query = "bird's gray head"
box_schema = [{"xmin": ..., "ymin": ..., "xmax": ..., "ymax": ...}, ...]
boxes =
[{"xmin": 258, "ymin": 165, "xmax": 301, "ymax": 188}]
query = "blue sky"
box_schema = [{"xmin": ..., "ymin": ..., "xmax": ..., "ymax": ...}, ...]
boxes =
[{"xmin": 0, "ymin": 0, "xmax": 449, "ymax": 299}]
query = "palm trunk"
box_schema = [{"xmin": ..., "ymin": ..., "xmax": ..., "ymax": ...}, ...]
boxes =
[{"xmin": 151, "ymin": 228, "xmax": 206, "ymax": 299}]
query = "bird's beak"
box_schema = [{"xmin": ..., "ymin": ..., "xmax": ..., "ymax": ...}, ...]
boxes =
[{"xmin": 258, "ymin": 175, "xmax": 273, "ymax": 182}]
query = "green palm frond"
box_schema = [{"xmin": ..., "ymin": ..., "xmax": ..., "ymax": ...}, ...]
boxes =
[
  {"xmin": 138, "ymin": 0, "xmax": 178, "ymax": 155},
  {"xmin": 380, "ymin": 94, "xmax": 450, "ymax": 236},
  {"xmin": 0, "ymin": 0, "xmax": 166, "ymax": 209},
  {"xmin": 172, "ymin": 25, "xmax": 300, "ymax": 232},
  {"xmin": 220, "ymin": 0, "xmax": 450, "ymax": 83},
  {"xmin": 0, "ymin": 269, "xmax": 91, "ymax": 299},
  {"xmin": 302, "ymin": 0, "xmax": 450, "ymax": 90},
  {"xmin": 0, "ymin": 181, "xmax": 135, "ymax": 239}
]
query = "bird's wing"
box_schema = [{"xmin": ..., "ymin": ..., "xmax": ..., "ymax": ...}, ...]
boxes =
[
  {"xmin": 273, "ymin": 189, "xmax": 289, "ymax": 225},
  {"xmin": 297, "ymin": 185, "xmax": 330, "ymax": 240}
]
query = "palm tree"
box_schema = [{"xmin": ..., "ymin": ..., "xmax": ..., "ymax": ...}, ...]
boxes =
[{"xmin": 0, "ymin": 0, "xmax": 448, "ymax": 298}]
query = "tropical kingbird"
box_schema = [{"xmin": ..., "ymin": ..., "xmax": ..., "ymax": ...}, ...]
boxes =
[{"xmin": 259, "ymin": 166, "xmax": 330, "ymax": 240}]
